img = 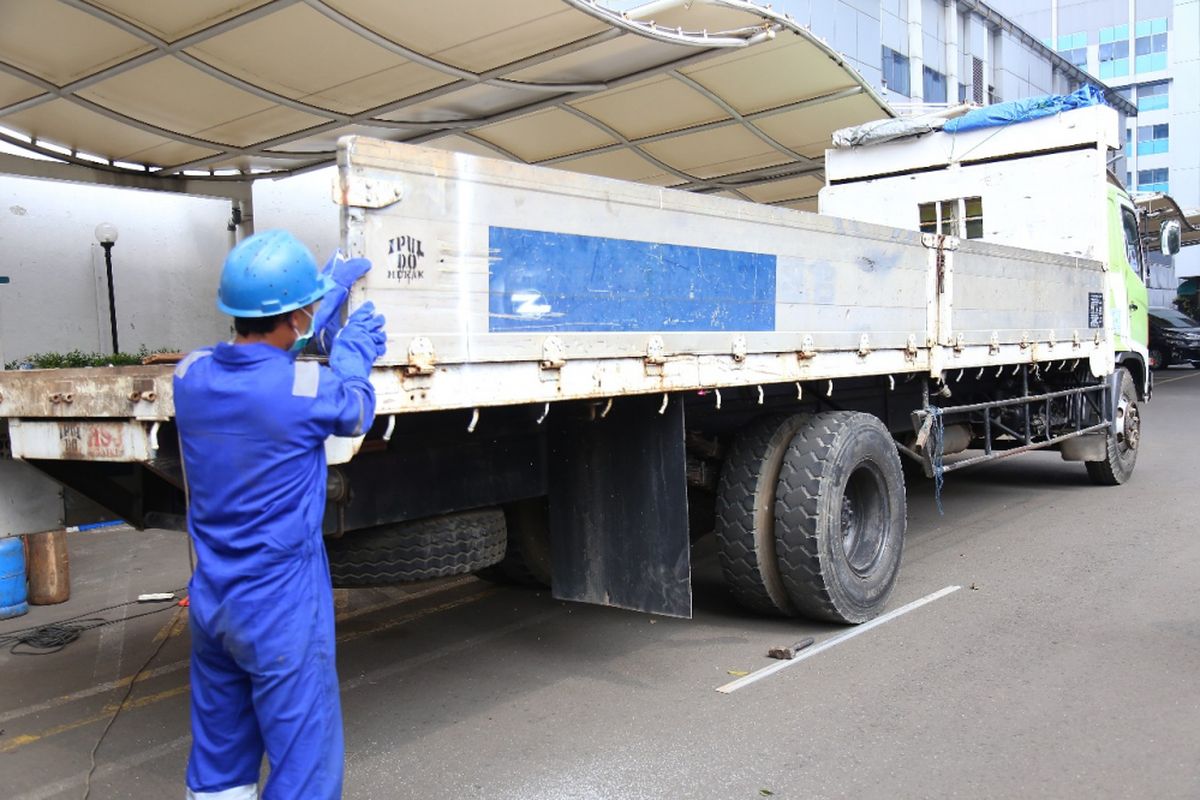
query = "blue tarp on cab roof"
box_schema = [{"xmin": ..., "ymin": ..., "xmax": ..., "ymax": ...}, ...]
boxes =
[{"xmin": 942, "ymin": 85, "xmax": 1107, "ymax": 134}]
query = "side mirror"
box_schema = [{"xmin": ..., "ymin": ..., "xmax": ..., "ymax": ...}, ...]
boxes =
[{"xmin": 1160, "ymin": 220, "xmax": 1182, "ymax": 257}]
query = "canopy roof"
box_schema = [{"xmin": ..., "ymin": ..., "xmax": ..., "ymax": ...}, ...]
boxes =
[
  {"xmin": 0, "ymin": 0, "xmax": 892, "ymax": 209},
  {"xmin": 1136, "ymin": 193, "xmax": 1200, "ymax": 253}
]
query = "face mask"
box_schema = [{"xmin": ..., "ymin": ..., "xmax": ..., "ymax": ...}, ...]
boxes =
[{"xmin": 289, "ymin": 308, "xmax": 315, "ymax": 353}]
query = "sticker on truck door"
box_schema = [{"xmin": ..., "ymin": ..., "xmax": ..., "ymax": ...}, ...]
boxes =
[
  {"xmin": 1088, "ymin": 292, "xmax": 1104, "ymax": 329},
  {"xmin": 385, "ymin": 234, "xmax": 426, "ymax": 283}
]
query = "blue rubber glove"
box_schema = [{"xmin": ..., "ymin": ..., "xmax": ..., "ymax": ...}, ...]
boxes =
[
  {"xmin": 330, "ymin": 301, "xmax": 387, "ymax": 383},
  {"xmin": 312, "ymin": 252, "xmax": 372, "ymax": 355}
]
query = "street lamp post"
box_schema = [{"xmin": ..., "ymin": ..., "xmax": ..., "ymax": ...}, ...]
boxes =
[{"xmin": 94, "ymin": 223, "xmax": 119, "ymax": 355}]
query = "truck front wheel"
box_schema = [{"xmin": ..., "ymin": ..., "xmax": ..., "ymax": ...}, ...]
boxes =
[
  {"xmin": 774, "ymin": 412, "xmax": 907, "ymax": 624},
  {"xmin": 1085, "ymin": 367, "xmax": 1140, "ymax": 486}
]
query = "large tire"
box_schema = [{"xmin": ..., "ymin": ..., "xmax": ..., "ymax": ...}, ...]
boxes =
[
  {"xmin": 475, "ymin": 498, "xmax": 552, "ymax": 588},
  {"xmin": 1086, "ymin": 367, "xmax": 1141, "ymax": 486},
  {"xmin": 774, "ymin": 411, "xmax": 907, "ymax": 624},
  {"xmin": 714, "ymin": 414, "xmax": 808, "ymax": 616},
  {"xmin": 327, "ymin": 509, "xmax": 506, "ymax": 587}
]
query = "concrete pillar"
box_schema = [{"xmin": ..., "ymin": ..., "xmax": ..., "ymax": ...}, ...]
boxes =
[
  {"xmin": 909, "ymin": 0, "xmax": 925, "ymax": 102},
  {"xmin": 981, "ymin": 20, "xmax": 991, "ymax": 103},
  {"xmin": 946, "ymin": 1, "xmax": 960, "ymax": 102},
  {"xmin": 1051, "ymin": 0, "xmax": 1058, "ymax": 50}
]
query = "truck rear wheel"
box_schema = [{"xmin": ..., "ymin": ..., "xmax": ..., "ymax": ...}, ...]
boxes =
[
  {"xmin": 327, "ymin": 508, "xmax": 506, "ymax": 587},
  {"xmin": 475, "ymin": 498, "xmax": 552, "ymax": 588},
  {"xmin": 1085, "ymin": 367, "xmax": 1140, "ymax": 486},
  {"xmin": 774, "ymin": 411, "xmax": 906, "ymax": 624},
  {"xmin": 714, "ymin": 414, "xmax": 807, "ymax": 616}
]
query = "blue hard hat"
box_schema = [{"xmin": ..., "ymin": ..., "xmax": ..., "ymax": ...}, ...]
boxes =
[{"xmin": 216, "ymin": 230, "xmax": 335, "ymax": 318}]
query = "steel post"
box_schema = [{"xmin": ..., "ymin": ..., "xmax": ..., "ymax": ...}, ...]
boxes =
[{"xmin": 101, "ymin": 242, "xmax": 118, "ymax": 355}]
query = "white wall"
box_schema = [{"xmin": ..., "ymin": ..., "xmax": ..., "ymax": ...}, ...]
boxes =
[
  {"xmin": 0, "ymin": 174, "xmax": 235, "ymax": 365},
  {"xmin": 251, "ymin": 165, "xmax": 342, "ymax": 263}
]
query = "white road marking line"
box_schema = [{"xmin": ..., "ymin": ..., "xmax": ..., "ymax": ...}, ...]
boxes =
[
  {"xmin": 339, "ymin": 607, "xmax": 563, "ymax": 692},
  {"xmin": 10, "ymin": 735, "xmax": 190, "ymax": 800},
  {"xmin": 1156, "ymin": 371, "xmax": 1200, "ymax": 384},
  {"xmin": 716, "ymin": 585, "xmax": 962, "ymax": 694},
  {"xmin": 335, "ymin": 576, "xmax": 477, "ymax": 623},
  {"xmin": 0, "ymin": 577, "xmax": 479, "ymax": 726},
  {"xmin": 10, "ymin": 607, "xmax": 567, "ymax": 798},
  {"xmin": 0, "ymin": 660, "xmax": 190, "ymax": 726}
]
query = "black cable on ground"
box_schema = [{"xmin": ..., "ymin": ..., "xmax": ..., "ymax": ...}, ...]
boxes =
[
  {"xmin": 78, "ymin": 525, "xmax": 197, "ymax": 798},
  {"xmin": 81, "ymin": 605, "xmax": 184, "ymax": 800},
  {"xmin": 0, "ymin": 591, "xmax": 186, "ymax": 655}
]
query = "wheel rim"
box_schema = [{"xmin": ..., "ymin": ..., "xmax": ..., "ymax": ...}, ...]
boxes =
[
  {"xmin": 1117, "ymin": 399, "xmax": 1140, "ymax": 454},
  {"xmin": 839, "ymin": 462, "xmax": 889, "ymax": 576}
]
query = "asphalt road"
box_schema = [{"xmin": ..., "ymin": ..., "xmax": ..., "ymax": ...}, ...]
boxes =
[{"xmin": 2, "ymin": 369, "xmax": 1198, "ymax": 799}]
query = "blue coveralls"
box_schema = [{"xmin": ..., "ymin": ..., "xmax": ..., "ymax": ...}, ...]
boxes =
[{"xmin": 175, "ymin": 342, "xmax": 375, "ymax": 800}]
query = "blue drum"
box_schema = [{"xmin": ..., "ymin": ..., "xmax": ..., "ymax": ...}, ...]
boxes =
[{"xmin": 0, "ymin": 537, "xmax": 29, "ymax": 620}]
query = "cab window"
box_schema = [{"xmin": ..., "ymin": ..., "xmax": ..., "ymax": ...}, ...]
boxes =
[{"xmin": 1120, "ymin": 206, "xmax": 1145, "ymax": 281}]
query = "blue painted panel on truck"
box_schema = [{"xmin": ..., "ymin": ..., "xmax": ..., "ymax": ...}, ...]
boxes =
[{"xmin": 487, "ymin": 227, "xmax": 777, "ymax": 332}]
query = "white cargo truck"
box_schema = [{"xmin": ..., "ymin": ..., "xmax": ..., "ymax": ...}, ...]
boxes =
[{"xmin": 0, "ymin": 101, "xmax": 1150, "ymax": 623}]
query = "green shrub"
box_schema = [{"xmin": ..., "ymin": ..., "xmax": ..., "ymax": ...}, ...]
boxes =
[{"xmin": 4, "ymin": 346, "xmax": 174, "ymax": 370}]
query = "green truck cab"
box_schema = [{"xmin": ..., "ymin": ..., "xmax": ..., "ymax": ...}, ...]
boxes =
[{"xmin": 1111, "ymin": 184, "xmax": 1151, "ymax": 395}]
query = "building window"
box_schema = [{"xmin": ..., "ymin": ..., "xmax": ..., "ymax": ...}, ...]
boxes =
[
  {"xmin": 882, "ymin": 46, "xmax": 910, "ymax": 96},
  {"xmin": 963, "ymin": 197, "xmax": 984, "ymax": 239},
  {"xmin": 1136, "ymin": 123, "xmax": 1169, "ymax": 156},
  {"xmin": 923, "ymin": 66, "xmax": 947, "ymax": 103},
  {"xmin": 971, "ymin": 57, "xmax": 984, "ymax": 104},
  {"xmin": 919, "ymin": 197, "xmax": 984, "ymax": 239},
  {"xmin": 1098, "ymin": 25, "xmax": 1129, "ymax": 78},
  {"xmin": 1126, "ymin": 172, "xmax": 1132, "ymax": 190},
  {"xmin": 1057, "ymin": 31, "xmax": 1088, "ymax": 69},
  {"xmin": 1138, "ymin": 81, "xmax": 1169, "ymax": 111},
  {"xmin": 1135, "ymin": 18, "xmax": 1168, "ymax": 73},
  {"xmin": 1125, "ymin": 128, "xmax": 1133, "ymax": 158},
  {"xmin": 1136, "ymin": 168, "xmax": 1168, "ymax": 193}
]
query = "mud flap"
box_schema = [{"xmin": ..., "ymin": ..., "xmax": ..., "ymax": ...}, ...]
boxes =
[{"xmin": 547, "ymin": 395, "xmax": 692, "ymax": 618}]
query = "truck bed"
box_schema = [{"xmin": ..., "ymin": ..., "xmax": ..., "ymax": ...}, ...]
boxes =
[
  {"xmin": 0, "ymin": 137, "xmax": 1111, "ymax": 464},
  {"xmin": 343, "ymin": 137, "xmax": 1110, "ymax": 415}
]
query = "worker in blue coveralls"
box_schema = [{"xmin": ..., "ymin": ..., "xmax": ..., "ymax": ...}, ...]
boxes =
[{"xmin": 174, "ymin": 229, "xmax": 387, "ymax": 800}]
